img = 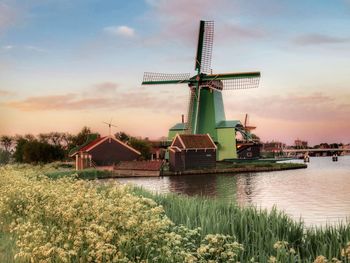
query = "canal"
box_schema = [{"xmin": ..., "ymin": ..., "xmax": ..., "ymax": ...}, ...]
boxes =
[{"xmin": 113, "ymin": 156, "xmax": 350, "ymax": 226}]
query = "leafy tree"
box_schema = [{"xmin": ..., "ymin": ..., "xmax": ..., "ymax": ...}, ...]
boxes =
[
  {"xmin": 115, "ymin": 131, "xmax": 130, "ymax": 142},
  {"xmin": 129, "ymin": 137, "xmax": 152, "ymax": 160},
  {"xmin": 68, "ymin": 127, "xmax": 100, "ymax": 149},
  {"xmin": 49, "ymin": 132, "xmax": 65, "ymax": 146},
  {"xmin": 38, "ymin": 133, "xmax": 50, "ymax": 143},
  {"xmin": 13, "ymin": 137, "xmax": 28, "ymax": 163},
  {"xmin": 0, "ymin": 135, "xmax": 13, "ymax": 152},
  {"xmin": 114, "ymin": 131, "xmax": 152, "ymax": 160},
  {"xmin": 22, "ymin": 140, "xmax": 65, "ymax": 163},
  {"xmin": 24, "ymin": 134, "xmax": 35, "ymax": 141},
  {"xmin": 0, "ymin": 149, "xmax": 11, "ymax": 164}
]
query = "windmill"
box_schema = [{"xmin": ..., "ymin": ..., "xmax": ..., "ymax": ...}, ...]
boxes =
[
  {"xmin": 102, "ymin": 118, "xmax": 118, "ymax": 142},
  {"xmin": 244, "ymin": 114, "xmax": 256, "ymax": 132},
  {"xmin": 141, "ymin": 20, "xmax": 261, "ymax": 160}
]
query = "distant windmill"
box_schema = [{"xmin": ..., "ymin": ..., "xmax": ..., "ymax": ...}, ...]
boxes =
[
  {"xmin": 103, "ymin": 118, "xmax": 118, "ymax": 142},
  {"xmin": 141, "ymin": 20, "xmax": 261, "ymax": 160},
  {"xmin": 244, "ymin": 114, "xmax": 256, "ymax": 132}
]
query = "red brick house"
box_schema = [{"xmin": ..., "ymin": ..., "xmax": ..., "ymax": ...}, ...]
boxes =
[
  {"xmin": 70, "ymin": 136, "xmax": 140, "ymax": 170},
  {"xmin": 169, "ymin": 134, "xmax": 217, "ymax": 172}
]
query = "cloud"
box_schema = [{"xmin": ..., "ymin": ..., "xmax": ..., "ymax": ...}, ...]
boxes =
[
  {"xmin": 293, "ymin": 33, "xmax": 350, "ymax": 46},
  {"xmin": 0, "ymin": 2, "xmax": 19, "ymax": 32},
  {"xmin": 218, "ymin": 22, "xmax": 266, "ymax": 40},
  {"xmin": 5, "ymin": 88, "xmax": 186, "ymax": 112},
  {"xmin": 103, "ymin": 25, "xmax": 135, "ymax": 38},
  {"xmin": 225, "ymin": 92, "xmax": 349, "ymax": 122},
  {"xmin": 0, "ymin": 89, "xmax": 15, "ymax": 96},
  {"xmin": 1, "ymin": 44, "xmax": 48, "ymax": 53},
  {"xmin": 142, "ymin": 0, "xmax": 268, "ymax": 47},
  {"xmin": 23, "ymin": 45, "xmax": 47, "ymax": 52},
  {"xmin": 1, "ymin": 45, "xmax": 13, "ymax": 50},
  {"xmin": 94, "ymin": 82, "xmax": 119, "ymax": 93}
]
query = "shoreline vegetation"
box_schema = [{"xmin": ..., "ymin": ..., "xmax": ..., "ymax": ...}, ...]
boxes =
[{"xmin": 0, "ymin": 165, "xmax": 349, "ymax": 263}]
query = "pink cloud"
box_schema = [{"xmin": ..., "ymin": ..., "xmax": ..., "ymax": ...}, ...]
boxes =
[
  {"xmin": 225, "ymin": 92, "xmax": 349, "ymax": 122},
  {"xmin": 143, "ymin": 0, "xmax": 267, "ymax": 46},
  {"xmin": 0, "ymin": 89, "xmax": 15, "ymax": 96},
  {"xmin": 4, "ymin": 88, "xmax": 186, "ymax": 112},
  {"xmin": 0, "ymin": 2, "xmax": 21, "ymax": 33},
  {"xmin": 94, "ymin": 82, "xmax": 119, "ymax": 93}
]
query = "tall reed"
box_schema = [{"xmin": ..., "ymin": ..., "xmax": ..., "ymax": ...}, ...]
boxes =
[{"xmin": 132, "ymin": 187, "xmax": 350, "ymax": 262}]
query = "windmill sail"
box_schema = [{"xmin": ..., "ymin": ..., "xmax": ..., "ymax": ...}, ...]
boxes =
[
  {"xmin": 142, "ymin": 72, "xmax": 191, "ymax": 85},
  {"xmin": 203, "ymin": 72, "xmax": 260, "ymax": 90},
  {"xmin": 195, "ymin": 21, "xmax": 214, "ymax": 74}
]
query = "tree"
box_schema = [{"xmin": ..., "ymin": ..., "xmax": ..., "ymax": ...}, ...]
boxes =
[
  {"xmin": 22, "ymin": 140, "xmax": 65, "ymax": 163},
  {"xmin": 129, "ymin": 137, "xmax": 152, "ymax": 160},
  {"xmin": 115, "ymin": 131, "xmax": 130, "ymax": 142},
  {"xmin": 49, "ymin": 132, "xmax": 65, "ymax": 146},
  {"xmin": 13, "ymin": 137, "xmax": 28, "ymax": 163},
  {"xmin": 38, "ymin": 133, "xmax": 50, "ymax": 143},
  {"xmin": 0, "ymin": 135, "xmax": 13, "ymax": 152},
  {"xmin": 0, "ymin": 149, "xmax": 11, "ymax": 164},
  {"xmin": 68, "ymin": 127, "xmax": 100, "ymax": 149}
]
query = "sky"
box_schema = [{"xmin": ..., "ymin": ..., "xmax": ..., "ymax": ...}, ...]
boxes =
[{"xmin": 0, "ymin": 0, "xmax": 350, "ymax": 145}]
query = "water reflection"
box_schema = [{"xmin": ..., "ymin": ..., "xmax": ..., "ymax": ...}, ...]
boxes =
[{"xmin": 113, "ymin": 156, "xmax": 350, "ymax": 226}]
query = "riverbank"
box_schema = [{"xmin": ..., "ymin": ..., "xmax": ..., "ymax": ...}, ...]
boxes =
[
  {"xmin": 45, "ymin": 161, "xmax": 307, "ymax": 179},
  {"xmin": 164, "ymin": 162, "xmax": 307, "ymax": 176},
  {"xmin": 1, "ymin": 165, "xmax": 349, "ymax": 263}
]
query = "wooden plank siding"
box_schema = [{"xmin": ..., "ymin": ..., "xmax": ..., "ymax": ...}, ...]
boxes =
[
  {"xmin": 182, "ymin": 149, "xmax": 216, "ymax": 170},
  {"xmin": 169, "ymin": 149, "xmax": 216, "ymax": 172}
]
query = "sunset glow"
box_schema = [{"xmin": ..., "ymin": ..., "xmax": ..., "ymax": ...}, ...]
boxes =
[{"xmin": 1, "ymin": 0, "xmax": 350, "ymax": 145}]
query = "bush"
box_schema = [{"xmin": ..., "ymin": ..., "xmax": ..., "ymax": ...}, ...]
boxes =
[
  {"xmin": 0, "ymin": 166, "xmax": 245, "ymax": 263},
  {"xmin": 0, "ymin": 149, "xmax": 11, "ymax": 165}
]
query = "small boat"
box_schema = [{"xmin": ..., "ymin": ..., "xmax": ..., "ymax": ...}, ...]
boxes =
[{"xmin": 332, "ymin": 154, "xmax": 338, "ymax": 162}]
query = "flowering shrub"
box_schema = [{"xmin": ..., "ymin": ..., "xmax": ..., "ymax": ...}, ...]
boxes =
[
  {"xmin": 0, "ymin": 166, "xmax": 242, "ymax": 262},
  {"xmin": 1, "ymin": 165, "xmax": 349, "ymax": 263}
]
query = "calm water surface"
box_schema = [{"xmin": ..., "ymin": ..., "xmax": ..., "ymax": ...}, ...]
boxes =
[{"xmin": 111, "ymin": 156, "xmax": 350, "ymax": 226}]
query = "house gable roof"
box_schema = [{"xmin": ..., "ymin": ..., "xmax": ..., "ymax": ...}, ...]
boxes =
[
  {"xmin": 70, "ymin": 136, "xmax": 141, "ymax": 157},
  {"xmin": 170, "ymin": 134, "xmax": 216, "ymax": 150}
]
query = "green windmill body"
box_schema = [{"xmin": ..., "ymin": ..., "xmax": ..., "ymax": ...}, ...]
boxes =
[{"xmin": 142, "ymin": 21, "xmax": 260, "ymax": 161}]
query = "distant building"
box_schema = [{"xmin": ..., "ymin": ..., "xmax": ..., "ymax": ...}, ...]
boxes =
[
  {"xmin": 70, "ymin": 136, "xmax": 141, "ymax": 170},
  {"xmin": 294, "ymin": 139, "xmax": 308, "ymax": 149},
  {"xmin": 169, "ymin": 134, "xmax": 216, "ymax": 172},
  {"xmin": 237, "ymin": 142, "xmax": 261, "ymax": 159},
  {"xmin": 262, "ymin": 141, "xmax": 286, "ymax": 153},
  {"xmin": 342, "ymin": 144, "xmax": 350, "ymax": 150},
  {"xmin": 149, "ymin": 140, "xmax": 168, "ymax": 160}
]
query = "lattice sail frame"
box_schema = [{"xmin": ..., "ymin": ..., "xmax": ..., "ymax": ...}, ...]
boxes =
[
  {"xmin": 143, "ymin": 72, "xmax": 191, "ymax": 83},
  {"xmin": 199, "ymin": 21, "xmax": 214, "ymax": 74},
  {"xmin": 221, "ymin": 77, "xmax": 260, "ymax": 90}
]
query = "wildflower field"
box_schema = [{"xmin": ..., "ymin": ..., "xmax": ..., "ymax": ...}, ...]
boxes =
[{"xmin": 0, "ymin": 165, "xmax": 349, "ymax": 262}]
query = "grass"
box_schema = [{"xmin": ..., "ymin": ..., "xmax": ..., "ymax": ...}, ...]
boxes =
[
  {"xmin": 0, "ymin": 232, "xmax": 19, "ymax": 263},
  {"xmin": 45, "ymin": 168, "xmax": 114, "ymax": 180},
  {"xmin": 1, "ymin": 165, "xmax": 349, "ymax": 262},
  {"xmin": 132, "ymin": 187, "xmax": 350, "ymax": 262},
  {"xmin": 0, "ymin": 165, "xmax": 246, "ymax": 262}
]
